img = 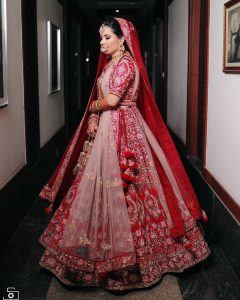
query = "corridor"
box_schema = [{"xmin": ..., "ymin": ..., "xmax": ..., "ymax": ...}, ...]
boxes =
[{"xmin": 0, "ymin": 0, "xmax": 240, "ymax": 299}]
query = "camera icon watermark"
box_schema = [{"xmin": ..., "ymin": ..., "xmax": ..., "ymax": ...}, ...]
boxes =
[{"xmin": 2, "ymin": 287, "xmax": 19, "ymax": 300}]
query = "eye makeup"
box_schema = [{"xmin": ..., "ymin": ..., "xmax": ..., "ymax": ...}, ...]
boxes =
[{"xmin": 100, "ymin": 34, "xmax": 111, "ymax": 39}]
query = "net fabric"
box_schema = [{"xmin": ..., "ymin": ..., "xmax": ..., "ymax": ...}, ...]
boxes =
[
  {"xmin": 39, "ymin": 17, "xmax": 206, "ymax": 239},
  {"xmin": 58, "ymin": 110, "xmax": 134, "ymax": 260}
]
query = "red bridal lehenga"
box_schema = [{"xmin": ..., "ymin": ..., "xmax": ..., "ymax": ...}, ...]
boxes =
[{"xmin": 38, "ymin": 18, "xmax": 210, "ymax": 291}]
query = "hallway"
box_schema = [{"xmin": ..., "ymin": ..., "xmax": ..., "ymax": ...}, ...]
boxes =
[{"xmin": 1, "ymin": 0, "xmax": 240, "ymax": 298}]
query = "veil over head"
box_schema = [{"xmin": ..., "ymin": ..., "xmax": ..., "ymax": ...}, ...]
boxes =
[{"xmin": 40, "ymin": 17, "xmax": 204, "ymax": 238}]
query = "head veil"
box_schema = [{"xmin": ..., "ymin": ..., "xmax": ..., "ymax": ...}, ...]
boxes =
[{"xmin": 40, "ymin": 17, "xmax": 205, "ymax": 238}]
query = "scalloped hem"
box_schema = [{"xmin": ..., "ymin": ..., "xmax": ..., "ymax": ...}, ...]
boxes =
[{"xmin": 39, "ymin": 241, "xmax": 211, "ymax": 291}]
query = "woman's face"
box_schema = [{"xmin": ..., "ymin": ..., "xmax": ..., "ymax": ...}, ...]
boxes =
[{"xmin": 99, "ymin": 25, "xmax": 123, "ymax": 57}]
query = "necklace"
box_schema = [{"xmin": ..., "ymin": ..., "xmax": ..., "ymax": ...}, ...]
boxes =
[
  {"xmin": 101, "ymin": 51, "xmax": 130, "ymax": 75},
  {"xmin": 106, "ymin": 51, "xmax": 129, "ymax": 68},
  {"xmin": 110, "ymin": 52, "xmax": 124, "ymax": 61},
  {"xmin": 108, "ymin": 54, "xmax": 124, "ymax": 65}
]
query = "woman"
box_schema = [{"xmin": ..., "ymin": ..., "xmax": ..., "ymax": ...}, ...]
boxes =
[{"xmin": 39, "ymin": 17, "xmax": 210, "ymax": 291}]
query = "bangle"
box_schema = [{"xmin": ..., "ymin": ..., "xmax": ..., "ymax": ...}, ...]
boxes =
[
  {"xmin": 94, "ymin": 102, "xmax": 97, "ymax": 111},
  {"xmin": 92, "ymin": 101, "xmax": 96, "ymax": 112},
  {"xmin": 90, "ymin": 101, "xmax": 96, "ymax": 112},
  {"xmin": 89, "ymin": 100, "xmax": 102, "ymax": 112},
  {"xmin": 91, "ymin": 101, "xmax": 97, "ymax": 112},
  {"xmin": 88, "ymin": 120, "xmax": 97, "ymax": 126},
  {"xmin": 96, "ymin": 100, "xmax": 101, "ymax": 111},
  {"xmin": 89, "ymin": 102, "xmax": 93, "ymax": 112},
  {"xmin": 89, "ymin": 113, "xmax": 98, "ymax": 119}
]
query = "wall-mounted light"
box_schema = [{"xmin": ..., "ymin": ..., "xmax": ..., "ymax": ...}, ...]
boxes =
[
  {"xmin": 115, "ymin": 9, "xmax": 119, "ymax": 13},
  {"xmin": 47, "ymin": 20, "xmax": 61, "ymax": 94},
  {"xmin": 86, "ymin": 51, "xmax": 90, "ymax": 76}
]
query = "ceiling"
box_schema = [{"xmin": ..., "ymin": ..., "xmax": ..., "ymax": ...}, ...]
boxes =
[{"xmin": 75, "ymin": 0, "xmax": 160, "ymax": 31}]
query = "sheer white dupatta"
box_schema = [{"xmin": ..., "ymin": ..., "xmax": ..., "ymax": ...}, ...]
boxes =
[{"xmin": 59, "ymin": 111, "xmax": 134, "ymax": 261}]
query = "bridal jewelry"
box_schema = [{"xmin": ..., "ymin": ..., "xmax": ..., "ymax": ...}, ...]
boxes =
[
  {"xmin": 89, "ymin": 99, "xmax": 102, "ymax": 113},
  {"xmin": 109, "ymin": 51, "xmax": 124, "ymax": 62},
  {"xmin": 96, "ymin": 100, "xmax": 102, "ymax": 111},
  {"xmin": 119, "ymin": 43, "xmax": 125, "ymax": 54}
]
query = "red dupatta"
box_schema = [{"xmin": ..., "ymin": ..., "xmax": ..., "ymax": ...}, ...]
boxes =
[{"xmin": 40, "ymin": 17, "xmax": 207, "ymax": 238}]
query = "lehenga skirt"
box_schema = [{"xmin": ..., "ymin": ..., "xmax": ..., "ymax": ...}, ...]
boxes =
[{"xmin": 39, "ymin": 106, "xmax": 210, "ymax": 291}]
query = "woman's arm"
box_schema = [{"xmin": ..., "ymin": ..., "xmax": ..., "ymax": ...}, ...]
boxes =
[
  {"xmin": 90, "ymin": 57, "xmax": 136, "ymax": 113},
  {"xmin": 89, "ymin": 93, "xmax": 121, "ymax": 112},
  {"xmin": 87, "ymin": 95, "xmax": 119, "ymax": 136},
  {"xmin": 87, "ymin": 112, "xmax": 99, "ymax": 137}
]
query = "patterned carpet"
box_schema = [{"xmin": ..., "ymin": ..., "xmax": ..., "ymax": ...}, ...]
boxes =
[{"xmin": 45, "ymin": 274, "xmax": 182, "ymax": 300}]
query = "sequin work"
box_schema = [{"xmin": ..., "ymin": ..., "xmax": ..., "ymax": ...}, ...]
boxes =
[{"xmin": 39, "ymin": 52, "xmax": 210, "ymax": 291}]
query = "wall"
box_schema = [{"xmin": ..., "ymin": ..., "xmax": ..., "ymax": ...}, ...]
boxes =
[
  {"xmin": 0, "ymin": 0, "xmax": 26, "ymax": 189},
  {"xmin": 167, "ymin": 0, "xmax": 189, "ymax": 144},
  {"xmin": 206, "ymin": 0, "xmax": 240, "ymax": 205},
  {"xmin": 37, "ymin": 0, "xmax": 65, "ymax": 148}
]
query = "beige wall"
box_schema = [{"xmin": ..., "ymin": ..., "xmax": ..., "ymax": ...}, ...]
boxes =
[
  {"xmin": 37, "ymin": 0, "xmax": 65, "ymax": 147},
  {"xmin": 167, "ymin": 0, "xmax": 189, "ymax": 144},
  {"xmin": 0, "ymin": 0, "xmax": 26, "ymax": 189},
  {"xmin": 167, "ymin": 0, "xmax": 240, "ymax": 207},
  {"xmin": 206, "ymin": 0, "xmax": 240, "ymax": 205}
]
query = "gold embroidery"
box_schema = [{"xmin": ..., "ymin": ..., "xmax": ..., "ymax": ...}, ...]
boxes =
[
  {"xmin": 78, "ymin": 234, "xmax": 91, "ymax": 245},
  {"xmin": 85, "ymin": 171, "xmax": 95, "ymax": 181},
  {"xmin": 101, "ymin": 242, "xmax": 111, "ymax": 250}
]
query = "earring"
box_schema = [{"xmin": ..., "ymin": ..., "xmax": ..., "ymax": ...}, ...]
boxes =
[{"xmin": 120, "ymin": 43, "xmax": 125, "ymax": 54}]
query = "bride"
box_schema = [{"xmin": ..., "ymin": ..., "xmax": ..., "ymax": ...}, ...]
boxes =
[{"xmin": 38, "ymin": 17, "xmax": 210, "ymax": 291}]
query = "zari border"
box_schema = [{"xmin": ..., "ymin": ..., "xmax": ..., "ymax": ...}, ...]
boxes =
[
  {"xmin": 39, "ymin": 246, "xmax": 210, "ymax": 291},
  {"xmin": 39, "ymin": 238, "xmax": 137, "ymax": 273}
]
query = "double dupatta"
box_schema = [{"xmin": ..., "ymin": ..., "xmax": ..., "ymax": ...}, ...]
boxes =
[{"xmin": 40, "ymin": 17, "xmax": 206, "ymax": 239}]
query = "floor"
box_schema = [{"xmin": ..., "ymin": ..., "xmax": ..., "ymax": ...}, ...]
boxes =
[{"xmin": 0, "ymin": 197, "xmax": 240, "ymax": 300}]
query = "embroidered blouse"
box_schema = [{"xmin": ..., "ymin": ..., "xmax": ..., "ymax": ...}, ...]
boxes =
[
  {"xmin": 88, "ymin": 52, "xmax": 140, "ymax": 125},
  {"xmin": 97, "ymin": 52, "xmax": 140, "ymax": 107}
]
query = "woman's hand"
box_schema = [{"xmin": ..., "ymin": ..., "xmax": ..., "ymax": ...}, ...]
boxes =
[
  {"xmin": 89, "ymin": 95, "xmax": 121, "ymax": 112},
  {"xmin": 87, "ymin": 122, "xmax": 98, "ymax": 138}
]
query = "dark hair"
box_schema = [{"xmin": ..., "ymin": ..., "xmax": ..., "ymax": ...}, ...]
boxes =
[
  {"xmin": 99, "ymin": 17, "xmax": 123, "ymax": 38},
  {"xmin": 99, "ymin": 17, "xmax": 131, "ymax": 57}
]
